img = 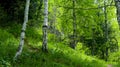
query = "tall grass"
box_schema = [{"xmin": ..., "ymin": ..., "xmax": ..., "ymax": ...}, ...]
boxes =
[{"xmin": 0, "ymin": 29, "xmax": 108, "ymax": 67}]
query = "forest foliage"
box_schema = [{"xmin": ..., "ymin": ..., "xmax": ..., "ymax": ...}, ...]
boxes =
[{"xmin": 0, "ymin": 0, "xmax": 120, "ymax": 67}]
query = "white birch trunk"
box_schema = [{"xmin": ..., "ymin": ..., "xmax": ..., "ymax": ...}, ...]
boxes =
[
  {"xmin": 14, "ymin": 0, "xmax": 30, "ymax": 60},
  {"xmin": 42, "ymin": 0, "xmax": 48, "ymax": 51}
]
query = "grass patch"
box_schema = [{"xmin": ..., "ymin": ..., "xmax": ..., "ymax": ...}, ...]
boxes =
[{"xmin": 0, "ymin": 29, "xmax": 108, "ymax": 67}]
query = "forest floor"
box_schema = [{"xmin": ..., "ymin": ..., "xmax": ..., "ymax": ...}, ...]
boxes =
[
  {"xmin": 107, "ymin": 64, "xmax": 112, "ymax": 67},
  {"xmin": 0, "ymin": 28, "xmax": 119, "ymax": 67}
]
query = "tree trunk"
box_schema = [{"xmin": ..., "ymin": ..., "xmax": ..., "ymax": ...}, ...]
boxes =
[
  {"xmin": 114, "ymin": 0, "xmax": 120, "ymax": 29},
  {"xmin": 70, "ymin": 0, "xmax": 77, "ymax": 49},
  {"xmin": 42, "ymin": 0, "xmax": 48, "ymax": 52},
  {"xmin": 104, "ymin": 0, "xmax": 108, "ymax": 41},
  {"xmin": 14, "ymin": 0, "xmax": 30, "ymax": 60},
  {"xmin": 105, "ymin": 47, "xmax": 108, "ymax": 61},
  {"xmin": 102, "ymin": 50, "xmax": 105, "ymax": 59},
  {"xmin": 104, "ymin": 1, "xmax": 109, "ymax": 61}
]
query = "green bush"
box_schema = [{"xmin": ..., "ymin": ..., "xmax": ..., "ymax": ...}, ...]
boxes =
[
  {"xmin": 0, "ymin": 29, "xmax": 18, "ymax": 67},
  {"xmin": 108, "ymin": 51, "xmax": 120, "ymax": 62}
]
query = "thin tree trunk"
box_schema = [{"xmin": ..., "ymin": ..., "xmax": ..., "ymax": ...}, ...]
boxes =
[
  {"xmin": 105, "ymin": 47, "xmax": 108, "ymax": 61},
  {"xmin": 14, "ymin": 0, "xmax": 30, "ymax": 60},
  {"xmin": 92, "ymin": 28, "xmax": 96, "ymax": 56},
  {"xmin": 102, "ymin": 50, "xmax": 105, "ymax": 59},
  {"xmin": 42, "ymin": 0, "xmax": 48, "ymax": 52},
  {"xmin": 114, "ymin": 0, "xmax": 120, "ymax": 29},
  {"xmin": 104, "ymin": 0, "xmax": 109, "ymax": 61},
  {"xmin": 104, "ymin": 0, "xmax": 108, "ymax": 41},
  {"xmin": 70, "ymin": 0, "xmax": 77, "ymax": 49}
]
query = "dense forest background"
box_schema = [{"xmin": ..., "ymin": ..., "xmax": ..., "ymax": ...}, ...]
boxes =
[{"xmin": 0, "ymin": 0, "xmax": 120, "ymax": 67}]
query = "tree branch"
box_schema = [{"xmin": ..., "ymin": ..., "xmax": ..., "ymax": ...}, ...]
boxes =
[{"xmin": 57, "ymin": 5, "xmax": 115, "ymax": 10}]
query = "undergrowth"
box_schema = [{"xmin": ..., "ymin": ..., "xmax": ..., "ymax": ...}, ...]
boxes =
[{"xmin": 0, "ymin": 28, "xmax": 117, "ymax": 67}]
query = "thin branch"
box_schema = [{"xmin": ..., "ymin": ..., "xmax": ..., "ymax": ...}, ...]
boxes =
[{"xmin": 57, "ymin": 5, "xmax": 115, "ymax": 10}]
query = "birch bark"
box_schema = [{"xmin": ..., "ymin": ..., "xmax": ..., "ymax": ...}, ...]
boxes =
[
  {"xmin": 42, "ymin": 0, "xmax": 48, "ymax": 52},
  {"xmin": 14, "ymin": 0, "xmax": 30, "ymax": 60}
]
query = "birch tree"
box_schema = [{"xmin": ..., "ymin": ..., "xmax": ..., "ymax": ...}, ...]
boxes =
[
  {"xmin": 42, "ymin": 0, "xmax": 48, "ymax": 52},
  {"xmin": 14, "ymin": 0, "xmax": 30, "ymax": 60}
]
